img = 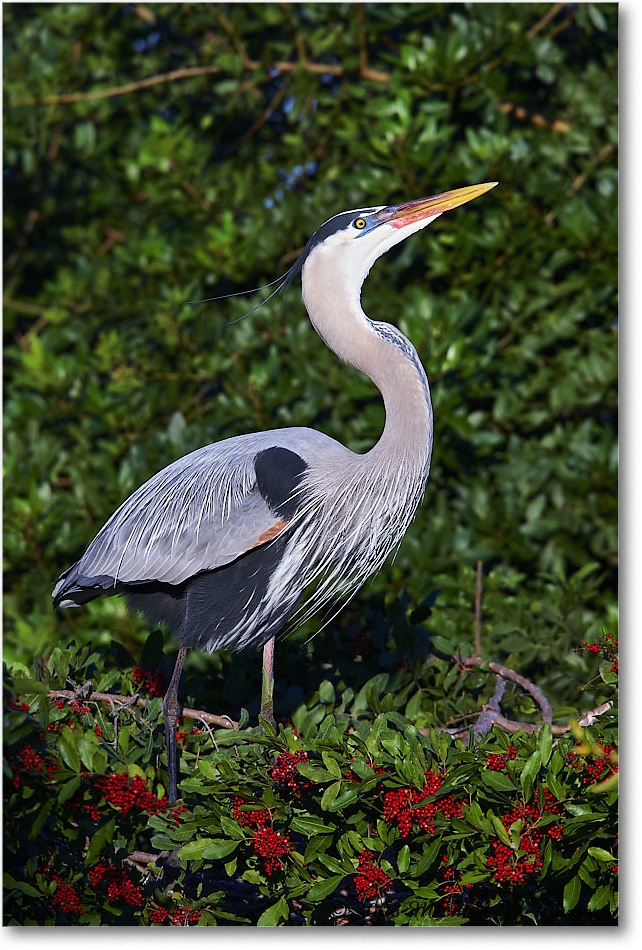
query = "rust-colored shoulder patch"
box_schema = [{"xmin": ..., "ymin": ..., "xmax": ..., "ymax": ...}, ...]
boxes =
[{"xmin": 249, "ymin": 519, "xmax": 289, "ymax": 550}]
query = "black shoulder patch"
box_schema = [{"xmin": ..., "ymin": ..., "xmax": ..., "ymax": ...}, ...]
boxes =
[{"xmin": 254, "ymin": 447, "xmax": 308, "ymax": 518}]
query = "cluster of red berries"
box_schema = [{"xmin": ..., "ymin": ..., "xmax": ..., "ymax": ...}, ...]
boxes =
[
  {"xmin": 18, "ymin": 744, "xmax": 46, "ymax": 772},
  {"xmin": 50, "ymin": 874, "xmax": 84, "ymax": 916},
  {"xmin": 354, "ymin": 850, "xmax": 391, "ymax": 901},
  {"xmin": 97, "ymin": 772, "xmax": 169, "ymax": 816},
  {"xmin": 89, "ymin": 863, "xmax": 144, "ymax": 906},
  {"xmin": 149, "ymin": 905, "xmax": 201, "ymax": 925},
  {"xmin": 12, "ymin": 744, "xmax": 50, "ymax": 788},
  {"xmin": 47, "ymin": 698, "xmax": 90, "ymax": 732},
  {"xmin": 486, "ymin": 789, "xmax": 563, "ymax": 885},
  {"xmin": 578, "ymin": 633, "xmax": 618, "ymax": 673},
  {"xmin": 439, "ymin": 855, "xmax": 472, "ymax": 915},
  {"xmin": 132, "ymin": 664, "xmax": 167, "ymax": 697},
  {"xmin": 232, "ymin": 797, "xmax": 270, "ymax": 828},
  {"xmin": 231, "ymin": 797, "xmax": 292, "ymax": 874},
  {"xmin": 567, "ymin": 744, "xmax": 618, "ymax": 786},
  {"xmin": 67, "ymin": 771, "xmax": 187, "ymax": 826},
  {"xmin": 485, "ymin": 746, "xmax": 518, "ymax": 772},
  {"xmin": 8, "ymin": 695, "xmax": 31, "ymax": 712},
  {"xmin": 252, "ymin": 826, "xmax": 292, "ymax": 875},
  {"xmin": 270, "ymin": 750, "xmax": 311, "ymax": 798},
  {"xmin": 487, "ymin": 840, "xmax": 541, "ymax": 885},
  {"xmin": 77, "ymin": 796, "xmax": 103, "ymax": 823},
  {"xmin": 383, "ymin": 770, "xmax": 462, "ymax": 837}
]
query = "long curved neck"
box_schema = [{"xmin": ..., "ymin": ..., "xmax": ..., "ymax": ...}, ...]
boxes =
[{"xmin": 301, "ymin": 254, "xmax": 433, "ymax": 469}]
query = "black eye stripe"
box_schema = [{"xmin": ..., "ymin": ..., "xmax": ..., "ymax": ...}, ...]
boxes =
[{"xmin": 294, "ymin": 207, "xmax": 381, "ymax": 273}]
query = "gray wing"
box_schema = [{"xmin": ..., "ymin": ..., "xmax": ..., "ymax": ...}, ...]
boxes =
[{"xmin": 53, "ymin": 427, "xmax": 347, "ymax": 606}]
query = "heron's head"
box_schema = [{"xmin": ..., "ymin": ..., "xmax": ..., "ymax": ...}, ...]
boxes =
[{"xmin": 297, "ymin": 182, "xmax": 497, "ymax": 295}]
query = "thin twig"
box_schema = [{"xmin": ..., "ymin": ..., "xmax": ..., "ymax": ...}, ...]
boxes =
[
  {"xmin": 4, "ymin": 297, "xmax": 46, "ymax": 321},
  {"xmin": 526, "ymin": 3, "xmax": 567, "ymax": 38},
  {"xmin": 236, "ymin": 73, "xmax": 292, "ymax": 147}
]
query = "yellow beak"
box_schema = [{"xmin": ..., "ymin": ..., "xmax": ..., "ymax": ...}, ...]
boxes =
[{"xmin": 382, "ymin": 182, "xmax": 498, "ymax": 228}]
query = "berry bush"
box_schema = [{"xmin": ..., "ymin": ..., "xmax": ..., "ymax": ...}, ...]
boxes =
[{"xmin": 4, "ymin": 622, "xmax": 617, "ymax": 926}]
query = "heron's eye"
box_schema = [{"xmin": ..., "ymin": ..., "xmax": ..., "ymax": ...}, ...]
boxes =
[{"xmin": 353, "ymin": 217, "xmax": 367, "ymax": 230}]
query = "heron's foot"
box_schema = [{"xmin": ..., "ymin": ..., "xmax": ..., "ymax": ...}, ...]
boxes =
[{"xmin": 160, "ymin": 848, "xmax": 181, "ymax": 869}]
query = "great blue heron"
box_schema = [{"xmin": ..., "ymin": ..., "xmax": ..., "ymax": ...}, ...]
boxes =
[{"xmin": 53, "ymin": 182, "xmax": 497, "ymax": 800}]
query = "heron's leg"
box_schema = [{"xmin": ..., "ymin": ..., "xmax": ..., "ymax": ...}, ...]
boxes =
[
  {"xmin": 163, "ymin": 644, "xmax": 187, "ymax": 802},
  {"xmin": 260, "ymin": 636, "xmax": 276, "ymax": 728}
]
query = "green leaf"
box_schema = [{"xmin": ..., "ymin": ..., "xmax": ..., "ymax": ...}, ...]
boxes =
[
  {"xmin": 481, "ymin": 771, "xmax": 516, "ymax": 792},
  {"xmin": 30, "ymin": 800, "xmax": 52, "ymax": 839},
  {"xmin": 587, "ymin": 885, "xmax": 611, "ymax": 912},
  {"xmin": 520, "ymin": 750, "xmax": 541, "ymax": 796},
  {"xmin": 13, "ymin": 678, "xmax": 49, "ymax": 695},
  {"xmin": 587, "ymin": 847, "xmax": 616, "ymax": 863},
  {"xmin": 14, "ymin": 881, "xmax": 41, "ymax": 898},
  {"xmin": 490, "ymin": 815, "xmax": 512, "ymax": 847},
  {"xmin": 219, "ymin": 815, "xmax": 247, "ymax": 840},
  {"xmin": 296, "ymin": 763, "xmax": 333, "ymax": 783},
  {"xmin": 398, "ymin": 844, "xmax": 411, "ymax": 874},
  {"xmin": 307, "ymin": 874, "xmax": 344, "ymax": 902},
  {"xmin": 320, "ymin": 780, "xmax": 341, "ymax": 810},
  {"xmin": 413, "ymin": 841, "xmax": 441, "ymax": 877},
  {"xmin": 258, "ymin": 715, "xmax": 276, "ymax": 737},
  {"xmin": 257, "ymin": 897, "xmax": 289, "ymax": 926},
  {"xmin": 77, "ymin": 736, "xmax": 97, "ymax": 772},
  {"xmin": 291, "ymin": 815, "xmax": 336, "ymax": 835},
  {"xmin": 201, "ymin": 839, "xmax": 241, "ymax": 860},
  {"xmin": 85, "ymin": 819, "xmax": 115, "ymax": 867},
  {"xmin": 564, "ymin": 877, "xmax": 582, "ymax": 914},
  {"xmin": 318, "ymin": 852, "xmax": 344, "ymax": 874},
  {"xmin": 304, "ymin": 834, "xmax": 334, "ymax": 863},
  {"xmin": 177, "ymin": 838, "xmax": 233, "ymax": 861},
  {"xmin": 58, "ymin": 726, "xmax": 80, "ymax": 772},
  {"xmin": 321, "ymin": 751, "xmax": 342, "ymax": 779},
  {"xmin": 508, "ymin": 819, "xmax": 523, "ymax": 851},
  {"xmin": 150, "ymin": 835, "xmax": 177, "ymax": 851},
  {"xmin": 57, "ymin": 774, "xmax": 82, "ymax": 803},
  {"xmin": 327, "ymin": 788, "xmax": 359, "ymax": 811},
  {"xmin": 537, "ymin": 723, "xmax": 552, "ymax": 766}
]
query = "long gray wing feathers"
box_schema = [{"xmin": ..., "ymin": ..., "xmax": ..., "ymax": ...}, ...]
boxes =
[{"xmin": 54, "ymin": 427, "xmax": 346, "ymax": 598}]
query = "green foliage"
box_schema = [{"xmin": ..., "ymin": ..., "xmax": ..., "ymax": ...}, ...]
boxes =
[
  {"xmin": 4, "ymin": 635, "xmax": 617, "ymax": 925},
  {"xmin": 4, "ymin": 2, "xmax": 617, "ymax": 926},
  {"xmin": 3, "ymin": 2, "xmax": 617, "ymax": 662}
]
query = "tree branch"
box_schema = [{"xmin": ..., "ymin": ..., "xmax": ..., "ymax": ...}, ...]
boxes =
[
  {"xmin": 460, "ymin": 655, "xmax": 553, "ymax": 724},
  {"xmin": 13, "ymin": 56, "xmax": 388, "ymax": 109},
  {"xmin": 47, "ymin": 688, "xmax": 239, "ymax": 729},
  {"xmin": 14, "ymin": 65, "xmax": 227, "ymax": 106}
]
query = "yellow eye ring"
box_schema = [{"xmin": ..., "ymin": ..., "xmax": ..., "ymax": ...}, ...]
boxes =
[{"xmin": 353, "ymin": 217, "xmax": 367, "ymax": 230}]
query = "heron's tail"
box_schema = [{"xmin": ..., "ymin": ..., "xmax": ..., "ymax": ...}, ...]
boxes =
[{"xmin": 52, "ymin": 563, "xmax": 118, "ymax": 609}]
